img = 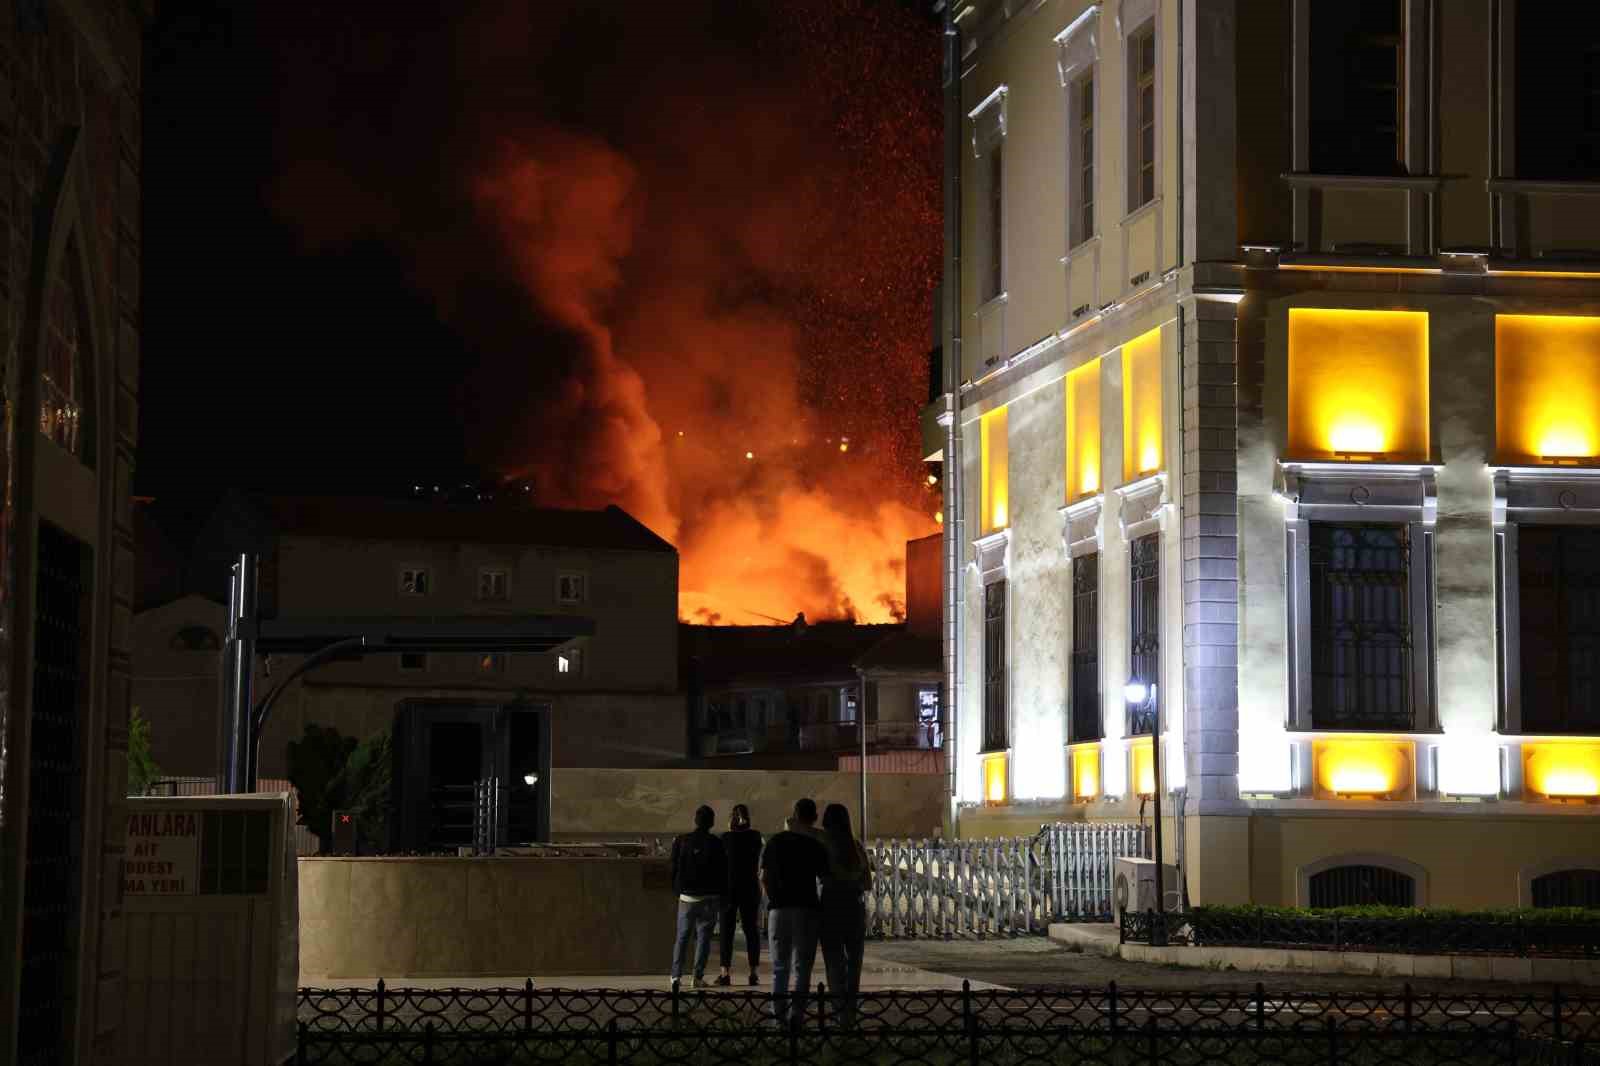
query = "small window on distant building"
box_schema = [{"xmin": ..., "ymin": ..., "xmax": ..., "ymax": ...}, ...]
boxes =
[
  {"xmin": 557, "ymin": 572, "xmax": 586, "ymax": 605},
  {"xmin": 478, "ymin": 652, "xmax": 507, "ymax": 674},
  {"xmin": 399, "ymin": 652, "xmax": 427, "ymax": 672},
  {"xmin": 170, "ymin": 625, "xmax": 221, "ymax": 652},
  {"xmin": 477, "ymin": 568, "xmax": 510, "ymax": 601},
  {"xmin": 400, "ymin": 567, "xmax": 430, "ymax": 596},
  {"xmin": 557, "ymin": 647, "xmax": 583, "ymax": 676}
]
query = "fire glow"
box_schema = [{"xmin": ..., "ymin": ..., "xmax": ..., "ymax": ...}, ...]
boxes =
[{"xmin": 266, "ymin": 3, "xmax": 942, "ymax": 625}]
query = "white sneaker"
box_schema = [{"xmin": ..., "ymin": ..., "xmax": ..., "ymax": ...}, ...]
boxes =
[{"xmin": 669, "ymin": 977, "xmax": 681, "ymax": 992}]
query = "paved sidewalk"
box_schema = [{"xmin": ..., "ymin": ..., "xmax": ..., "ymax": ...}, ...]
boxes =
[{"xmin": 301, "ymin": 952, "xmax": 1005, "ymax": 991}]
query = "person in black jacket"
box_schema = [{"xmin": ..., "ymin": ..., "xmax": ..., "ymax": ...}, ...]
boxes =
[
  {"xmin": 715, "ymin": 804, "xmax": 763, "ymax": 986},
  {"xmin": 669, "ymin": 805, "xmax": 727, "ymax": 990},
  {"xmin": 760, "ymin": 798, "xmax": 830, "ymax": 1027}
]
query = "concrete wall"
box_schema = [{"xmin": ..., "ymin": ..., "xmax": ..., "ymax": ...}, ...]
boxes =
[
  {"xmin": 298, "ymin": 857, "xmax": 675, "ymax": 978},
  {"xmin": 1247, "ymin": 811, "xmax": 1600, "ymax": 911},
  {"xmin": 131, "ymin": 595, "xmax": 225, "ymax": 776},
  {"xmin": 550, "ymin": 768, "xmax": 946, "ymax": 841}
]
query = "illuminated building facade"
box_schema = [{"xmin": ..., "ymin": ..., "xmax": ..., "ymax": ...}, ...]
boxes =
[{"xmin": 927, "ymin": 0, "xmax": 1600, "ymax": 908}]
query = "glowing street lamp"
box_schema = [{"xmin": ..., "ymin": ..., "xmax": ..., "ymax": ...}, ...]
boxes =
[
  {"xmin": 1124, "ymin": 679, "xmax": 1167, "ymax": 944},
  {"xmin": 523, "ymin": 771, "xmax": 540, "ymax": 788}
]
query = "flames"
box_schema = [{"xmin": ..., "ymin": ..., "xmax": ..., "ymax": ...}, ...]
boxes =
[{"xmin": 265, "ymin": 1, "xmax": 942, "ymax": 624}]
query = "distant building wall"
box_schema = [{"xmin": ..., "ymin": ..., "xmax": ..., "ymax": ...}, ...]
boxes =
[
  {"xmin": 905, "ymin": 533, "xmax": 942, "ymax": 638},
  {"xmin": 131, "ymin": 595, "xmax": 225, "ymax": 777},
  {"xmin": 549, "ymin": 767, "xmax": 947, "ymax": 841}
]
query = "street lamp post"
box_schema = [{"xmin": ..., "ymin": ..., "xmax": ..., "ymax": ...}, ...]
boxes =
[{"xmin": 1124, "ymin": 680, "xmax": 1167, "ymax": 946}]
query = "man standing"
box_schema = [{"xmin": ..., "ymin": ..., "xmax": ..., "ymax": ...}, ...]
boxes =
[
  {"xmin": 759, "ymin": 797, "xmax": 830, "ymax": 1027},
  {"xmin": 670, "ymin": 804, "xmax": 727, "ymax": 990}
]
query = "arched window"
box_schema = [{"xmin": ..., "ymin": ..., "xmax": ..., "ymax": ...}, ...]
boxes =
[
  {"xmin": 1531, "ymin": 869, "xmax": 1600, "ymax": 909},
  {"xmin": 1307, "ymin": 864, "xmax": 1417, "ymax": 908},
  {"xmin": 169, "ymin": 625, "xmax": 221, "ymax": 652},
  {"xmin": 39, "ymin": 236, "xmax": 90, "ymax": 461}
]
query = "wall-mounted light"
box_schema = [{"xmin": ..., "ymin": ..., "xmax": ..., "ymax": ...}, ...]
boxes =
[
  {"xmin": 1523, "ymin": 742, "xmax": 1600, "ymax": 804},
  {"xmin": 1071, "ymin": 743, "xmax": 1100, "ymax": 802},
  {"xmin": 1312, "ymin": 738, "xmax": 1415, "ymax": 801},
  {"xmin": 982, "ymin": 752, "xmax": 1008, "ymax": 805},
  {"xmin": 1436, "ymin": 740, "xmax": 1500, "ymax": 798},
  {"xmin": 523, "ymin": 772, "xmax": 540, "ymax": 787}
]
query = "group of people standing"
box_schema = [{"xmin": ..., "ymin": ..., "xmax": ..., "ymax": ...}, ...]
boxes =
[{"xmin": 668, "ymin": 798, "xmax": 873, "ymax": 1028}]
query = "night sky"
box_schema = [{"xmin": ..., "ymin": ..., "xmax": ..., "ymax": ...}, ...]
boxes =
[{"xmin": 142, "ymin": 2, "xmax": 943, "ymax": 622}]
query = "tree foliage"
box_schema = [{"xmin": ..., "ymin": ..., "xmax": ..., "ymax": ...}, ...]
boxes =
[
  {"xmin": 126, "ymin": 706, "xmax": 161, "ymax": 796},
  {"xmin": 286, "ymin": 723, "xmax": 357, "ymax": 853}
]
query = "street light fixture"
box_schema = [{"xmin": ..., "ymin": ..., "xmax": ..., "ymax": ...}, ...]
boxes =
[
  {"xmin": 523, "ymin": 772, "xmax": 540, "ymax": 788},
  {"xmin": 1125, "ymin": 679, "xmax": 1167, "ymax": 945}
]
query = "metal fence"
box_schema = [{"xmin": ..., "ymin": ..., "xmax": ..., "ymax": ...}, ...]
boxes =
[
  {"xmin": 296, "ymin": 981, "xmax": 1600, "ymax": 1065},
  {"xmin": 867, "ymin": 822, "xmax": 1148, "ymax": 939},
  {"xmin": 1121, "ymin": 909, "xmax": 1600, "ymax": 959}
]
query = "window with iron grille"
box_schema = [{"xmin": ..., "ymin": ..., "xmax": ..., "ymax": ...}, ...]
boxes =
[
  {"xmin": 1532, "ymin": 869, "xmax": 1600, "ymax": 909},
  {"xmin": 1071, "ymin": 553, "xmax": 1101, "ymax": 742},
  {"xmin": 982, "ymin": 580, "xmax": 1008, "ymax": 751},
  {"xmin": 1308, "ymin": 864, "xmax": 1416, "ymax": 908},
  {"xmin": 985, "ymin": 145, "xmax": 1004, "ymax": 301},
  {"xmin": 1516, "ymin": 526, "xmax": 1600, "ymax": 734},
  {"xmin": 1515, "ymin": 2, "xmax": 1600, "ymax": 181},
  {"xmin": 1309, "ymin": 523, "xmax": 1413, "ymax": 730},
  {"xmin": 557, "ymin": 572, "xmax": 586, "ymax": 605},
  {"xmin": 17, "ymin": 523, "xmax": 89, "ymax": 1062},
  {"xmin": 1128, "ymin": 534, "xmax": 1159, "ymax": 736},
  {"xmin": 399, "ymin": 567, "xmax": 430, "ymax": 596},
  {"xmin": 1129, "ymin": 25, "xmax": 1157, "ymax": 209},
  {"xmin": 1070, "ymin": 73, "xmax": 1096, "ymax": 247},
  {"xmin": 1308, "ymin": 0, "xmax": 1405, "ymax": 175}
]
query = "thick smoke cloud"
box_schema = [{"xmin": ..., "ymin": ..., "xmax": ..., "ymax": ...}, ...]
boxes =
[{"xmin": 265, "ymin": 1, "xmax": 941, "ymax": 623}]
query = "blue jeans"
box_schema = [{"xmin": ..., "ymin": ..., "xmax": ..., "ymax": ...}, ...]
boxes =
[
  {"xmin": 768, "ymin": 907, "xmax": 820, "ymax": 1025},
  {"xmin": 671, "ymin": 897, "xmax": 720, "ymax": 980}
]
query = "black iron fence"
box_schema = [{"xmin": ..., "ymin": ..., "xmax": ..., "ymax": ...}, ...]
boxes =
[
  {"xmin": 1121, "ymin": 909, "xmax": 1600, "ymax": 959},
  {"xmin": 298, "ymin": 980, "xmax": 1600, "ymax": 1064}
]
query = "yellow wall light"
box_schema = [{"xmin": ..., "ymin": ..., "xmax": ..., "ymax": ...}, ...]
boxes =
[
  {"xmin": 1495, "ymin": 314, "xmax": 1600, "ymax": 465},
  {"xmin": 1130, "ymin": 736, "xmax": 1156, "ymax": 797},
  {"xmin": 980, "ymin": 408, "xmax": 1009, "ymax": 534},
  {"xmin": 1522, "ymin": 742, "xmax": 1600, "ymax": 803},
  {"xmin": 1287, "ymin": 308, "xmax": 1429, "ymax": 462},
  {"xmin": 1071, "ymin": 742, "xmax": 1101, "ymax": 802},
  {"xmin": 982, "ymin": 751, "xmax": 1009, "ymax": 805},
  {"xmin": 1065, "ymin": 359, "xmax": 1102, "ymax": 501},
  {"xmin": 1311, "ymin": 738, "xmax": 1416, "ymax": 801},
  {"xmin": 1122, "ymin": 328, "xmax": 1163, "ymax": 482}
]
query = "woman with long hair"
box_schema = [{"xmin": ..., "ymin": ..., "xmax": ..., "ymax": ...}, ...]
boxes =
[
  {"xmin": 818, "ymin": 803, "xmax": 872, "ymax": 1025},
  {"xmin": 716, "ymin": 803, "xmax": 763, "ymax": 986}
]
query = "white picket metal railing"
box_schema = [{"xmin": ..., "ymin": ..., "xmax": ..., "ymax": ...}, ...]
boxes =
[{"xmin": 866, "ymin": 821, "xmax": 1149, "ymax": 939}]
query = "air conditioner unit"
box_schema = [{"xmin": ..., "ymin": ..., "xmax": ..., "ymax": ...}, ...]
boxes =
[{"xmin": 1113, "ymin": 857, "xmax": 1180, "ymax": 920}]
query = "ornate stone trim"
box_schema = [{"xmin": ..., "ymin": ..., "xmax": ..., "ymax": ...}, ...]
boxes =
[
  {"xmin": 1061, "ymin": 495, "xmax": 1104, "ymax": 559},
  {"xmin": 1055, "ymin": 4, "xmax": 1100, "ymax": 84},
  {"xmin": 972, "ymin": 528, "xmax": 1011, "ymax": 586},
  {"xmin": 1279, "ymin": 462, "xmax": 1438, "ymax": 526},
  {"xmin": 1115, "ymin": 472, "xmax": 1169, "ymax": 541},
  {"xmin": 1491, "ymin": 466, "xmax": 1600, "ymax": 527},
  {"xmin": 969, "ymin": 85, "xmax": 1008, "ymax": 158}
]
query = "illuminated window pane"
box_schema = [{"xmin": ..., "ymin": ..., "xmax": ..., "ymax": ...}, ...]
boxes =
[
  {"xmin": 1065, "ymin": 358, "xmax": 1101, "ymax": 501},
  {"xmin": 1121, "ymin": 327, "xmax": 1162, "ymax": 481},
  {"xmin": 980, "ymin": 407, "xmax": 1009, "ymax": 533},
  {"xmin": 1496, "ymin": 314, "xmax": 1600, "ymax": 464},
  {"xmin": 1287, "ymin": 308, "xmax": 1429, "ymax": 461}
]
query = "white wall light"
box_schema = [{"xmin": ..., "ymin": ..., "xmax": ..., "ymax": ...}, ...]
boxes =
[
  {"xmin": 1102, "ymin": 739, "xmax": 1128, "ymax": 797},
  {"xmin": 1238, "ymin": 730, "xmax": 1293, "ymax": 794},
  {"xmin": 1436, "ymin": 739, "xmax": 1501, "ymax": 797}
]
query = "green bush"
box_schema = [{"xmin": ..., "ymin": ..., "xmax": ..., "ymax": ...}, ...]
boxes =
[
  {"xmin": 126, "ymin": 706, "xmax": 161, "ymax": 796},
  {"xmin": 1189, "ymin": 903, "xmax": 1600, "ymax": 925}
]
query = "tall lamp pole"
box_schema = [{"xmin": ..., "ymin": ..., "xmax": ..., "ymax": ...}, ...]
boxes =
[{"xmin": 1124, "ymin": 680, "xmax": 1166, "ymax": 946}]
